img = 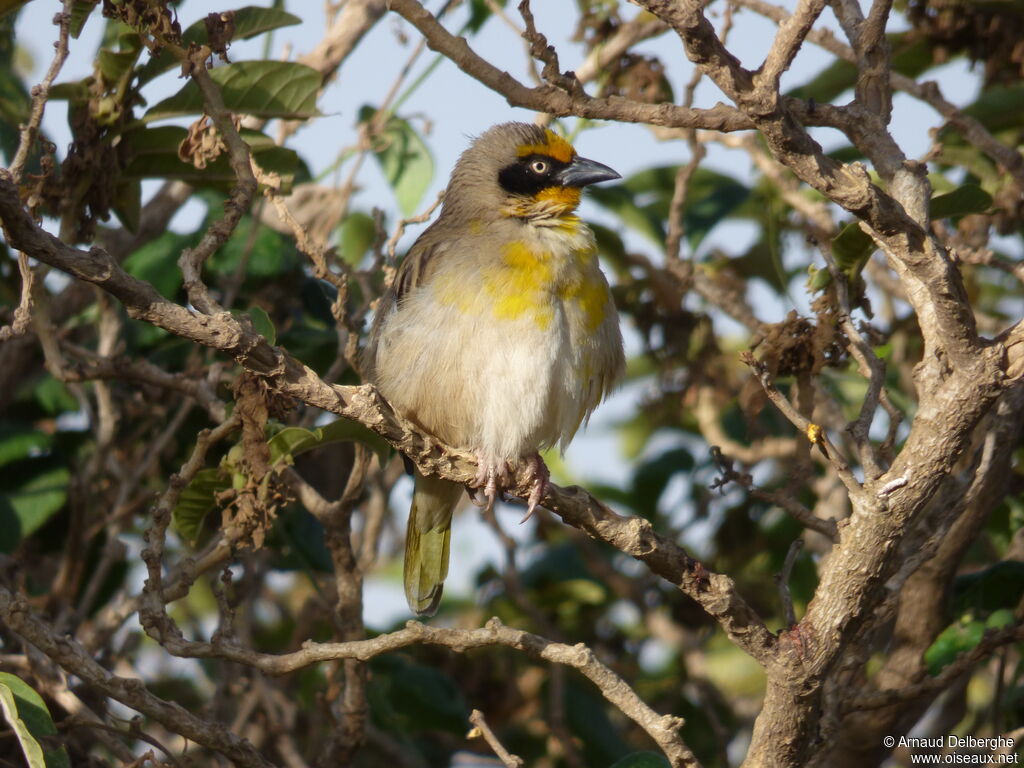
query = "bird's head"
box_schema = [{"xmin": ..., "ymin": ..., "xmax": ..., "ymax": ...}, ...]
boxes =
[{"xmin": 444, "ymin": 122, "xmax": 620, "ymax": 223}]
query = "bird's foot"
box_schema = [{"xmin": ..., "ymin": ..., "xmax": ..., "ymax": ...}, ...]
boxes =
[
  {"xmin": 469, "ymin": 456, "xmax": 509, "ymax": 512},
  {"xmin": 520, "ymin": 452, "xmax": 550, "ymax": 524}
]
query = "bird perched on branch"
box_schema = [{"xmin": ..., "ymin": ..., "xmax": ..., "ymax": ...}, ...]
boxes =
[{"xmin": 365, "ymin": 122, "xmax": 625, "ymax": 616}]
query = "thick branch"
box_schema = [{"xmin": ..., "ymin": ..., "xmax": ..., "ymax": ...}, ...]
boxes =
[{"xmin": 0, "ymin": 171, "xmax": 774, "ymax": 666}]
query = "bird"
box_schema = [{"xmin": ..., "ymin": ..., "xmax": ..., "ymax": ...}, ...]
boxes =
[{"xmin": 364, "ymin": 122, "xmax": 625, "ymax": 616}]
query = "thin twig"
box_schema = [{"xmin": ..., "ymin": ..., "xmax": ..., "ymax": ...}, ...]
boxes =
[
  {"xmin": 741, "ymin": 351, "xmax": 865, "ymax": 501},
  {"xmin": 385, "ymin": 191, "xmax": 444, "ymax": 262},
  {"xmin": 468, "ymin": 709, "xmax": 525, "ymax": 768},
  {"xmin": 0, "ymin": 588, "xmax": 274, "ymax": 768},
  {"xmin": 733, "ymin": 0, "xmax": 1024, "ymax": 185},
  {"xmin": 9, "ymin": 0, "xmax": 73, "ymax": 182},
  {"xmin": 96, "ymin": 603, "xmax": 699, "ymax": 766},
  {"xmin": 663, "ymin": 146, "xmax": 704, "ymax": 265},
  {"xmin": 60, "ymin": 341, "xmax": 227, "ymax": 421},
  {"xmin": 711, "ymin": 447, "xmax": 838, "ymax": 538},
  {"xmin": 60, "ymin": 719, "xmax": 185, "ymax": 768},
  {"xmin": 0, "ymin": 176, "xmax": 776, "ymax": 664},
  {"xmin": 845, "ymin": 623, "xmax": 1024, "ymax": 711},
  {"xmin": 0, "ymin": 253, "xmax": 35, "ymax": 341},
  {"xmin": 517, "ymin": 0, "xmax": 579, "ymax": 94}
]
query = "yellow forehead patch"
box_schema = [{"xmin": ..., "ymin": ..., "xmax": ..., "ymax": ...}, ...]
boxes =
[{"xmin": 517, "ymin": 129, "xmax": 576, "ymax": 164}]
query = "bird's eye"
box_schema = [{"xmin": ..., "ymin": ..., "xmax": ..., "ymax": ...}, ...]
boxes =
[{"xmin": 530, "ymin": 159, "xmax": 549, "ymax": 175}]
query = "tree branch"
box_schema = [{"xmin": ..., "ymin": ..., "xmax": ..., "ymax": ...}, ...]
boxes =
[
  {"xmin": 9, "ymin": 0, "xmax": 72, "ymax": 183},
  {"xmin": 468, "ymin": 709, "xmax": 525, "ymax": 768},
  {"xmin": 845, "ymin": 623, "xmax": 1024, "ymax": 712},
  {"xmin": 0, "ymin": 171, "xmax": 774, "ymax": 666},
  {"xmin": 0, "ymin": 588, "xmax": 274, "ymax": 768}
]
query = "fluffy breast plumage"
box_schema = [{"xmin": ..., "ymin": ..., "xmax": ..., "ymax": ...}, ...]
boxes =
[{"xmin": 372, "ymin": 222, "xmax": 623, "ymax": 464}]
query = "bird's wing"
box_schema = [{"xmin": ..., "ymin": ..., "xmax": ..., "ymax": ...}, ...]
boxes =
[
  {"xmin": 363, "ymin": 232, "xmax": 450, "ymax": 377},
  {"xmin": 392, "ymin": 234, "xmax": 449, "ymax": 306}
]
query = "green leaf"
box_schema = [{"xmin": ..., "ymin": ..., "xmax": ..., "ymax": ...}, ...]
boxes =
[
  {"xmin": 932, "ymin": 144, "xmax": 1001, "ymax": 187},
  {"xmin": 217, "ymin": 5, "xmax": 302, "ymax": 40},
  {"xmin": 929, "ymin": 184, "xmax": 993, "ymax": 219},
  {"xmin": 111, "ymin": 178, "xmax": 141, "ymax": 233},
  {"xmin": 588, "ymin": 222, "xmax": 629, "ymax": 276},
  {"xmin": 0, "ymin": 0, "xmax": 30, "ymax": 21},
  {"xmin": 369, "ymin": 655, "xmax": 469, "ymax": 734},
  {"xmin": 172, "ymin": 467, "xmax": 229, "ymax": 544},
  {"xmin": 0, "ymin": 465, "xmax": 69, "ymax": 545},
  {"xmin": 730, "ymin": 239, "xmax": 790, "ymax": 292},
  {"xmin": 338, "ymin": 211, "xmax": 377, "ymax": 267},
  {"xmin": 317, "ymin": 419, "xmax": 391, "ymax": 463},
  {"xmin": 683, "ymin": 170, "xmax": 752, "ymax": 250},
  {"xmin": 610, "ymin": 752, "xmax": 671, "ymax": 768},
  {"xmin": 466, "ymin": 0, "xmax": 506, "ymax": 31},
  {"xmin": 145, "ymin": 61, "xmax": 321, "ymax": 121},
  {"xmin": 565, "ymin": 676, "xmax": 632, "ymax": 765},
  {"xmin": 0, "ymin": 680, "xmax": 46, "ymax": 768},
  {"xmin": 121, "ymin": 125, "xmax": 304, "ymax": 191},
  {"xmin": 520, "ymin": 541, "xmax": 593, "ymax": 588},
  {"xmin": 786, "ymin": 59, "xmax": 858, "ymax": 102},
  {"xmin": 70, "ymin": 0, "xmax": 98, "ymax": 38},
  {"xmin": 831, "ymin": 221, "xmax": 874, "ymax": 270},
  {"xmin": 0, "ymin": 672, "xmax": 69, "ymax": 768},
  {"xmin": 545, "ymin": 578, "xmax": 606, "ymax": 607},
  {"xmin": 806, "ymin": 265, "xmax": 832, "ymax": 292},
  {"xmin": 246, "ymin": 306, "xmax": 276, "ymax": 344},
  {"xmin": 207, "ymin": 215, "xmax": 294, "ymax": 277},
  {"xmin": 43, "ymin": 80, "xmax": 89, "ymax": 103},
  {"xmin": 924, "ymin": 619, "xmax": 986, "ymax": 676},
  {"xmin": 589, "ymin": 184, "xmax": 665, "ymax": 247},
  {"xmin": 787, "ymin": 34, "xmax": 932, "ymax": 102},
  {"xmin": 271, "ymin": 506, "xmax": 333, "ymax": 572},
  {"xmin": 961, "ymin": 84, "xmax": 1024, "ymax": 134},
  {"xmin": 986, "ymin": 608, "xmax": 1015, "ymax": 631},
  {"xmin": 0, "ymin": 29, "xmax": 31, "ymax": 162},
  {"xmin": 137, "ymin": 6, "xmax": 302, "ymax": 84},
  {"xmin": 0, "ymin": 427, "xmax": 52, "ymax": 468},
  {"xmin": 33, "ymin": 376, "xmax": 77, "ymax": 415},
  {"xmin": 591, "ymin": 164, "xmax": 751, "ymax": 252},
  {"xmin": 360, "ymin": 107, "xmax": 434, "ymax": 216},
  {"xmin": 97, "ymin": 46, "xmax": 140, "ymax": 85},
  {"xmin": 122, "ymin": 230, "xmax": 189, "ymax": 299},
  {"xmin": 830, "ymin": 220, "xmax": 875, "ymax": 278},
  {"xmin": 267, "ymin": 419, "xmax": 389, "ymax": 467},
  {"xmin": 267, "ymin": 427, "xmax": 320, "ymax": 463}
]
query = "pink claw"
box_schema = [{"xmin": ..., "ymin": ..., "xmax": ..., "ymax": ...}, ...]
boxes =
[
  {"xmin": 519, "ymin": 453, "xmax": 550, "ymax": 524},
  {"xmin": 471, "ymin": 456, "xmax": 509, "ymax": 513}
]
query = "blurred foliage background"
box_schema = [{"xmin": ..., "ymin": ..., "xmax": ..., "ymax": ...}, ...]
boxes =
[{"xmin": 0, "ymin": 0, "xmax": 1022, "ymax": 766}]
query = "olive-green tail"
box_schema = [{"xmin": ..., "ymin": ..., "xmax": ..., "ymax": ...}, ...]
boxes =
[{"xmin": 404, "ymin": 472, "xmax": 462, "ymax": 616}]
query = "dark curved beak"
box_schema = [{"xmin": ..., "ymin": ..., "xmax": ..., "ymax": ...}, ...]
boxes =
[{"xmin": 556, "ymin": 155, "xmax": 620, "ymax": 188}]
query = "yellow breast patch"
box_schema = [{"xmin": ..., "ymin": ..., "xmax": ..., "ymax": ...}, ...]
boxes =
[
  {"xmin": 487, "ymin": 241, "xmax": 555, "ymax": 329},
  {"xmin": 558, "ymin": 272, "xmax": 608, "ymax": 332},
  {"xmin": 480, "ymin": 241, "xmax": 608, "ymax": 333}
]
